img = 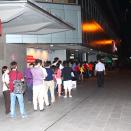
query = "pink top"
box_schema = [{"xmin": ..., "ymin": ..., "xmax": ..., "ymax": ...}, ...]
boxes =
[{"xmin": 54, "ymin": 68, "xmax": 61, "ymax": 79}]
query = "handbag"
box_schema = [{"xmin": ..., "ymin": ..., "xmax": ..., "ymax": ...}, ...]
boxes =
[
  {"xmin": 13, "ymin": 71, "xmax": 25, "ymax": 94},
  {"xmin": 72, "ymin": 81, "xmax": 77, "ymax": 89}
]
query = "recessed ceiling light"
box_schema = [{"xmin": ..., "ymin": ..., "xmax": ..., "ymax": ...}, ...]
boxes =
[{"xmin": 50, "ymin": 44, "xmax": 54, "ymax": 47}]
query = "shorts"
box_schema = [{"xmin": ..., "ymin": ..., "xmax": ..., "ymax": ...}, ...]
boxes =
[
  {"xmin": 56, "ymin": 78, "xmax": 62, "ymax": 85},
  {"xmin": 63, "ymin": 80, "xmax": 72, "ymax": 90}
]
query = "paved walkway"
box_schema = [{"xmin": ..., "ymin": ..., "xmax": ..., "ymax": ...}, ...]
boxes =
[{"xmin": 1, "ymin": 70, "xmax": 131, "ymax": 131}]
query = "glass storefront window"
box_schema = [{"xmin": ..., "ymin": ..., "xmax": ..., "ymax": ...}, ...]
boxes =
[{"xmin": 36, "ymin": 0, "xmax": 77, "ymax": 4}]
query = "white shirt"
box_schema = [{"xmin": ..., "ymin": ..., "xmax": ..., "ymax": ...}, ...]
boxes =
[
  {"xmin": 2, "ymin": 73, "xmax": 9, "ymax": 91},
  {"xmin": 95, "ymin": 62, "xmax": 105, "ymax": 72},
  {"xmin": 59, "ymin": 64, "xmax": 64, "ymax": 70},
  {"xmin": 40, "ymin": 66, "xmax": 47, "ymax": 79}
]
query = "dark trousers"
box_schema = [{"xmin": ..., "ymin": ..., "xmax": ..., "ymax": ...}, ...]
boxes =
[
  {"xmin": 97, "ymin": 71, "xmax": 104, "ymax": 87},
  {"xmin": 3, "ymin": 90, "xmax": 10, "ymax": 114},
  {"xmin": 26, "ymin": 84, "xmax": 33, "ymax": 101}
]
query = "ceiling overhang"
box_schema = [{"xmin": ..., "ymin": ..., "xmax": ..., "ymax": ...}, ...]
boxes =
[{"xmin": 0, "ymin": 0, "xmax": 75, "ymax": 34}]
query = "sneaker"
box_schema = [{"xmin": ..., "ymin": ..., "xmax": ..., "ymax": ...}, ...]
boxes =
[
  {"xmin": 64, "ymin": 95, "xmax": 67, "ymax": 98},
  {"xmin": 46, "ymin": 104, "xmax": 51, "ymax": 107},
  {"xmin": 9, "ymin": 115, "xmax": 16, "ymax": 119},
  {"xmin": 21, "ymin": 114, "xmax": 28, "ymax": 118},
  {"xmin": 51, "ymin": 100, "xmax": 55, "ymax": 103},
  {"xmin": 69, "ymin": 95, "xmax": 72, "ymax": 98},
  {"xmin": 40, "ymin": 109, "xmax": 45, "ymax": 112},
  {"xmin": 9, "ymin": 113, "xmax": 16, "ymax": 118}
]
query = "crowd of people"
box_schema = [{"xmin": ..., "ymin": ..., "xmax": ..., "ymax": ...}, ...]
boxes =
[{"xmin": 1, "ymin": 57, "xmax": 105, "ymax": 119}]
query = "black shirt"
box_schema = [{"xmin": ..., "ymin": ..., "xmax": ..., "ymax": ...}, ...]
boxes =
[{"xmin": 62, "ymin": 67, "xmax": 72, "ymax": 81}]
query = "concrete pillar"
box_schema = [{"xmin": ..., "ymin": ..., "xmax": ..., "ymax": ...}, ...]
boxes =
[
  {"xmin": 88, "ymin": 54, "xmax": 97, "ymax": 63},
  {"xmin": 82, "ymin": 52, "xmax": 87, "ymax": 62},
  {"xmin": 0, "ymin": 34, "xmax": 5, "ymax": 95},
  {"xmin": 0, "ymin": 33, "xmax": 5, "ymax": 60}
]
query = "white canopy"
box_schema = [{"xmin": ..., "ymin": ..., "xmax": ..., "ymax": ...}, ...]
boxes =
[{"xmin": 0, "ymin": 0, "xmax": 75, "ymax": 34}]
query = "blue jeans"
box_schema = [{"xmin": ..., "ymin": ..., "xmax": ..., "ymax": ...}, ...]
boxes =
[{"xmin": 10, "ymin": 92, "xmax": 26, "ymax": 117}]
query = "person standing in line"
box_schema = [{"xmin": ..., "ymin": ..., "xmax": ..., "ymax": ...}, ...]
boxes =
[
  {"xmin": 40, "ymin": 61, "xmax": 49, "ymax": 107},
  {"xmin": 52, "ymin": 57, "xmax": 59, "ymax": 66},
  {"xmin": 62, "ymin": 61, "xmax": 73, "ymax": 98},
  {"xmin": 54, "ymin": 63, "xmax": 62, "ymax": 97},
  {"xmin": 88, "ymin": 62, "xmax": 93, "ymax": 77},
  {"xmin": 2, "ymin": 66, "xmax": 10, "ymax": 114},
  {"xmin": 24, "ymin": 63, "xmax": 34, "ymax": 102},
  {"xmin": 45, "ymin": 61, "xmax": 55, "ymax": 104},
  {"xmin": 74, "ymin": 62, "xmax": 80, "ymax": 82},
  {"xmin": 9, "ymin": 61, "xmax": 27, "ymax": 118},
  {"xmin": 79, "ymin": 63, "xmax": 84, "ymax": 81},
  {"xmin": 58, "ymin": 60, "xmax": 64, "ymax": 70},
  {"xmin": 31, "ymin": 59, "xmax": 47, "ymax": 111},
  {"xmin": 52, "ymin": 57, "xmax": 63, "ymax": 70},
  {"xmin": 95, "ymin": 59, "xmax": 106, "ymax": 87}
]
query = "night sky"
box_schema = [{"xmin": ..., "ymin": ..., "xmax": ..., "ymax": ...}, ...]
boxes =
[
  {"xmin": 91, "ymin": 0, "xmax": 131, "ymax": 64},
  {"xmin": 119, "ymin": 0, "xmax": 131, "ymax": 58},
  {"xmin": 115, "ymin": 0, "xmax": 131, "ymax": 63},
  {"xmin": 104, "ymin": 0, "xmax": 131, "ymax": 57}
]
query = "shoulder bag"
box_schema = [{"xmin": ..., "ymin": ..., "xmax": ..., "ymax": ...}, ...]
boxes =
[{"xmin": 13, "ymin": 71, "xmax": 25, "ymax": 94}]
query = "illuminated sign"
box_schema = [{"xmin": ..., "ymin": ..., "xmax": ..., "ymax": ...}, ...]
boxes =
[
  {"xmin": 82, "ymin": 20, "xmax": 104, "ymax": 33},
  {"xmin": 90, "ymin": 39, "xmax": 114, "ymax": 45}
]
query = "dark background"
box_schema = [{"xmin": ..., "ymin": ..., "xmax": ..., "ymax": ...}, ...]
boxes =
[{"xmin": 92, "ymin": 0, "xmax": 131, "ymax": 63}]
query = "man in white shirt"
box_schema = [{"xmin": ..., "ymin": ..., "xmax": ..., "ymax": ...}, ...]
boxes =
[{"xmin": 95, "ymin": 59, "xmax": 106, "ymax": 87}]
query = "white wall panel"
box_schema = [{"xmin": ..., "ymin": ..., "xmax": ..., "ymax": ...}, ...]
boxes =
[
  {"xmin": 65, "ymin": 30, "xmax": 74, "ymax": 38},
  {"xmin": 52, "ymin": 37, "xmax": 66, "ymax": 43},
  {"xmin": 22, "ymin": 35, "xmax": 37, "ymax": 43},
  {"xmin": 48, "ymin": 50, "xmax": 66, "ymax": 61},
  {"xmin": 88, "ymin": 54, "xmax": 97, "ymax": 62},
  {"xmin": 6, "ymin": 3, "xmax": 82, "ymax": 44},
  {"xmin": 51, "ymin": 9, "xmax": 65, "ymax": 19},
  {"xmin": 37, "ymin": 34, "xmax": 52, "ymax": 43},
  {"xmin": 52, "ymin": 32, "xmax": 66, "ymax": 38},
  {"xmin": 6, "ymin": 34, "xmax": 22, "ymax": 43},
  {"xmin": 66, "ymin": 38, "xmax": 79, "ymax": 43},
  {"xmin": 49, "ymin": 4, "xmax": 64, "ymax": 10}
]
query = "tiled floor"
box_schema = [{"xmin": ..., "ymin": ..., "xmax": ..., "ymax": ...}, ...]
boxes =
[{"xmin": 1, "ymin": 70, "xmax": 131, "ymax": 131}]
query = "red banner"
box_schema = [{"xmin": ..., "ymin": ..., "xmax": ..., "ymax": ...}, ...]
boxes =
[
  {"xmin": 26, "ymin": 55, "xmax": 35, "ymax": 63},
  {"xmin": 0, "ymin": 19, "xmax": 2, "ymax": 36}
]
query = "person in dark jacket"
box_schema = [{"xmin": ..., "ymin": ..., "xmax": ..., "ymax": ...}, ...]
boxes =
[
  {"xmin": 62, "ymin": 61, "xmax": 73, "ymax": 98},
  {"xmin": 45, "ymin": 61, "xmax": 55, "ymax": 104},
  {"xmin": 24, "ymin": 63, "xmax": 34, "ymax": 102}
]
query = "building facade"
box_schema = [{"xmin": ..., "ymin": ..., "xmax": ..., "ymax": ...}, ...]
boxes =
[
  {"xmin": 78, "ymin": 0, "xmax": 121, "ymax": 54},
  {"xmin": 0, "ymin": 0, "xmax": 83, "ymax": 70}
]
